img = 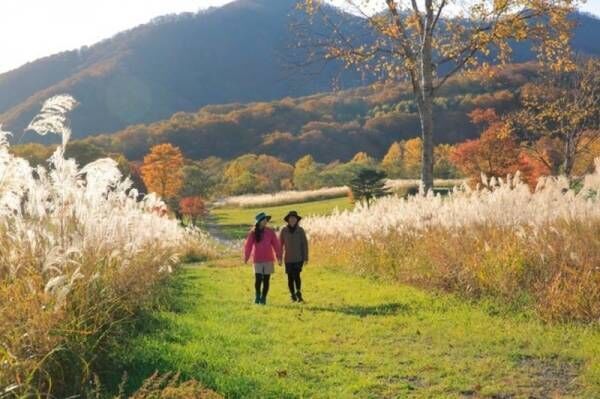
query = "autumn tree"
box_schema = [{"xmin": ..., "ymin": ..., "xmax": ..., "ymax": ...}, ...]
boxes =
[
  {"xmin": 509, "ymin": 58, "xmax": 600, "ymax": 178},
  {"xmin": 298, "ymin": 0, "xmax": 577, "ymax": 190},
  {"xmin": 403, "ymin": 137, "xmax": 423, "ymax": 178},
  {"xmin": 253, "ymin": 154, "xmax": 295, "ymax": 191},
  {"xmin": 11, "ymin": 143, "xmax": 54, "ymax": 166},
  {"xmin": 451, "ymin": 108, "xmax": 520, "ymax": 182},
  {"xmin": 382, "ymin": 138, "xmax": 459, "ymax": 179},
  {"xmin": 180, "ymin": 159, "xmax": 225, "ymax": 199},
  {"xmin": 223, "ymin": 154, "xmax": 294, "ymax": 194},
  {"xmin": 223, "ymin": 155, "xmax": 260, "ymax": 195},
  {"xmin": 351, "ymin": 151, "xmax": 376, "ymax": 166},
  {"xmin": 451, "ymin": 108, "xmax": 547, "ymax": 187},
  {"xmin": 573, "ymin": 138, "xmax": 600, "ymax": 175},
  {"xmin": 433, "ymin": 143, "xmax": 460, "ymax": 179},
  {"xmin": 64, "ymin": 142, "xmax": 107, "ymax": 166},
  {"xmin": 294, "ymin": 154, "xmax": 322, "ymax": 190},
  {"xmin": 179, "ymin": 196, "xmax": 207, "ymax": 225},
  {"xmin": 381, "ymin": 142, "xmax": 405, "ymax": 178},
  {"xmin": 318, "ymin": 160, "xmax": 365, "ymax": 187},
  {"xmin": 140, "ymin": 143, "xmax": 184, "ymax": 199}
]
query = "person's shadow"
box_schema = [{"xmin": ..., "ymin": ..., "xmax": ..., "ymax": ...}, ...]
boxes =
[{"xmin": 279, "ymin": 302, "xmax": 412, "ymax": 317}]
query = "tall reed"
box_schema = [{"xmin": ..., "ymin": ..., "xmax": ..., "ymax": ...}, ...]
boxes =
[
  {"xmin": 304, "ymin": 165, "xmax": 600, "ymax": 322},
  {"xmin": 0, "ymin": 95, "xmax": 216, "ymax": 396}
]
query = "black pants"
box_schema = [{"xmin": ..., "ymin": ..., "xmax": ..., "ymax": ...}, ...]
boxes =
[
  {"xmin": 285, "ymin": 262, "xmax": 303, "ymax": 294},
  {"xmin": 255, "ymin": 274, "xmax": 271, "ymax": 298}
]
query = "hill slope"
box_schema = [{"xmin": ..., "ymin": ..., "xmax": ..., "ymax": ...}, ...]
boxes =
[
  {"xmin": 0, "ymin": 0, "xmax": 364, "ymax": 140},
  {"xmin": 74, "ymin": 63, "xmax": 535, "ymax": 163},
  {"xmin": 0, "ymin": 0, "xmax": 598, "ymax": 141}
]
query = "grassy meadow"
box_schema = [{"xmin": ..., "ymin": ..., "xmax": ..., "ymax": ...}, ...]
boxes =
[
  {"xmin": 210, "ymin": 196, "xmax": 352, "ymax": 240},
  {"xmin": 111, "ymin": 264, "xmax": 600, "ymax": 398}
]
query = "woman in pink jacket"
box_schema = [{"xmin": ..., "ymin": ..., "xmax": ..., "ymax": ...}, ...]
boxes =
[{"xmin": 244, "ymin": 212, "xmax": 282, "ymax": 305}]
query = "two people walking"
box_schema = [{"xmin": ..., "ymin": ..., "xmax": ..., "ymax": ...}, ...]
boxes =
[{"xmin": 243, "ymin": 211, "xmax": 309, "ymax": 305}]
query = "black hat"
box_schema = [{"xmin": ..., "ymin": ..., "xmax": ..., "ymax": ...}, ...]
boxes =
[{"xmin": 284, "ymin": 210, "xmax": 302, "ymax": 222}]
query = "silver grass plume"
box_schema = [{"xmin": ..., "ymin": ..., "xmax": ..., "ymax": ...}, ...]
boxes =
[{"xmin": 27, "ymin": 94, "xmax": 77, "ymax": 149}]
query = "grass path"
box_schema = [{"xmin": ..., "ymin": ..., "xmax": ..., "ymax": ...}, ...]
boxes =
[{"xmin": 113, "ymin": 261, "xmax": 600, "ymax": 398}]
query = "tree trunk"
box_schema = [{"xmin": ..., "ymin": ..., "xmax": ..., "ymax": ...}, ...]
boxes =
[
  {"xmin": 418, "ymin": 97, "xmax": 435, "ymax": 191},
  {"xmin": 418, "ymin": 29, "xmax": 435, "ymax": 192},
  {"xmin": 563, "ymin": 135, "xmax": 575, "ymax": 178}
]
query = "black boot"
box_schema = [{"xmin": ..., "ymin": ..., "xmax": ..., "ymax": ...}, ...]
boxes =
[
  {"xmin": 260, "ymin": 295, "xmax": 267, "ymax": 305},
  {"xmin": 291, "ymin": 292, "xmax": 298, "ymax": 302},
  {"xmin": 255, "ymin": 293, "xmax": 261, "ymax": 304},
  {"xmin": 296, "ymin": 291, "xmax": 304, "ymax": 303}
]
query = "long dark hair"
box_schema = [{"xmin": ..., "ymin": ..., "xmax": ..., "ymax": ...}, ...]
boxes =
[{"xmin": 254, "ymin": 222, "xmax": 264, "ymax": 242}]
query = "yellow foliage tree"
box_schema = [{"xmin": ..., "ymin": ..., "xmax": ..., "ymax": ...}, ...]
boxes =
[
  {"xmin": 573, "ymin": 135, "xmax": 600, "ymax": 176},
  {"xmin": 403, "ymin": 138, "xmax": 423, "ymax": 178},
  {"xmin": 294, "ymin": 154, "xmax": 321, "ymax": 190},
  {"xmin": 381, "ymin": 142, "xmax": 405, "ymax": 178},
  {"xmin": 509, "ymin": 58, "xmax": 600, "ymax": 177},
  {"xmin": 351, "ymin": 151, "xmax": 375, "ymax": 166},
  {"xmin": 223, "ymin": 154, "xmax": 294, "ymax": 194},
  {"xmin": 434, "ymin": 144, "xmax": 459, "ymax": 179},
  {"xmin": 299, "ymin": 0, "xmax": 577, "ymax": 190},
  {"xmin": 141, "ymin": 143, "xmax": 184, "ymax": 199}
]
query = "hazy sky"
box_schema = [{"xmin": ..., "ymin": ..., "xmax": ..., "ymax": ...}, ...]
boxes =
[{"xmin": 0, "ymin": 0, "xmax": 598, "ymax": 74}]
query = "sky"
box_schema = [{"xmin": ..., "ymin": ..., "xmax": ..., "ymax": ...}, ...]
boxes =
[{"xmin": 0, "ymin": 0, "xmax": 598, "ymax": 74}]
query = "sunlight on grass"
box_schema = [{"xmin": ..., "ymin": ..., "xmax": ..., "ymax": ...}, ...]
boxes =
[{"xmin": 114, "ymin": 265, "xmax": 600, "ymax": 398}]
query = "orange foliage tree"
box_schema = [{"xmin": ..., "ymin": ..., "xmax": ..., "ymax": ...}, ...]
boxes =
[
  {"xmin": 452, "ymin": 108, "xmax": 550, "ymax": 187},
  {"xmin": 451, "ymin": 109, "xmax": 519, "ymax": 183},
  {"xmin": 140, "ymin": 143, "xmax": 184, "ymax": 200},
  {"xmin": 179, "ymin": 196, "xmax": 206, "ymax": 225}
]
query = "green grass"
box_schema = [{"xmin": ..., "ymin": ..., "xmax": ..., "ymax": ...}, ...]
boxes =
[
  {"xmin": 112, "ymin": 262, "xmax": 600, "ymax": 398},
  {"xmin": 210, "ymin": 197, "xmax": 352, "ymax": 240}
]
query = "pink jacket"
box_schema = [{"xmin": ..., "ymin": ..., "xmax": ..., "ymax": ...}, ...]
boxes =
[{"xmin": 244, "ymin": 228, "xmax": 282, "ymax": 264}]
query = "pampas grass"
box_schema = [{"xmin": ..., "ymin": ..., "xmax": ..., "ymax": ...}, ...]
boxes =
[
  {"xmin": 304, "ymin": 165, "xmax": 600, "ymax": 322},
  {"xmin": 215, "ymin": 179, "xmax": 464, "ymax": 208},
  {"xmin": 0, "ymin": 95, "xmax": 216, "ymax": 397},
  {"xmin": 216, "ymin": 186, "xmax": 349, "ymax": 208}
]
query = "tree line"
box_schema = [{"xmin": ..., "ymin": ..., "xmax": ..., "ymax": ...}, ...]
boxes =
[{"xmin": 24, "ymin": 63, "xmax": 535, "ymax": 163}]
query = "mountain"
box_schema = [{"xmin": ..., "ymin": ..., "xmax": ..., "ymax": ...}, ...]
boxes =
[
  {"xmin": 0, "ymin": 0, "xmax": 365, "ymax": 141},
  {"xmin": 0, "ymin": 0, "xmax": 599, "ymax": 142}
]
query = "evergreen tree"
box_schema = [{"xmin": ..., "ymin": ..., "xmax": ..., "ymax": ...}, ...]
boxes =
[{"xmin": 349, "ymin": 168, "xmax": 390, "ymax": 208}]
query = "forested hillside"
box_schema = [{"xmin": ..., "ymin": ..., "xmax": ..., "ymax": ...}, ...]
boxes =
[{"xmin": 75, "ymin": 63, "xmax": 537, "ymax": 163}]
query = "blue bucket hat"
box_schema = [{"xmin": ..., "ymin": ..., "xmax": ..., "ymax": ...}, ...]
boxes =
[{"xmin": 254, "ymin": 212, "xmax": 271, "ymax": 224}]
